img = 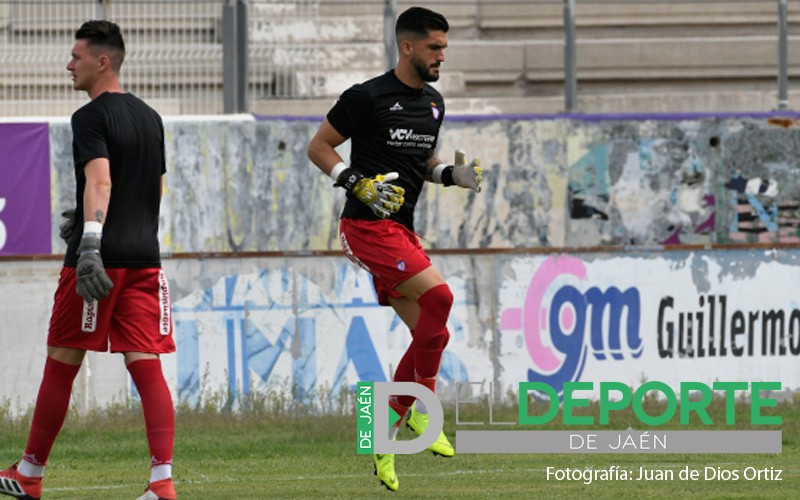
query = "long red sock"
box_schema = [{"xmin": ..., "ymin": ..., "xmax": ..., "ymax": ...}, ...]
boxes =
[
  {"xmin": 127, "ymin": 359, "xmax": 174, "ymax": 468},
  {"xmin": 394, "ymin": 337, "xmax": 415, "ymax": 384},
  {"xmin": 23, "ymin": 357, "xmax": 81, "ymax": 466},
  {"xmin": 393, "ymin": 337, "xmax": 416, "ymax": 409},
  {"xmin": 413, "ymin": 284, "xmax": 453, "ymax": 380}
]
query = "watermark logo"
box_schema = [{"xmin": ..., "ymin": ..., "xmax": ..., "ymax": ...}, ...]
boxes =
[
  {"xmin": 356, "ymin": 382, "xmax": 443, "ymax": 455},
  {"xmin": 357, "ymin": 381, "xmax": 782, "ymax": 454}
]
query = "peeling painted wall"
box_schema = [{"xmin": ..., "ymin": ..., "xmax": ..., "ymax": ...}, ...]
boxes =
[
  {"xmin": 45, "ymin": 113, "xmax": 800, "ymax": 254},
  {"xmin": 5, "ymin": 114, "xmax": 797, "ymax": 415}
]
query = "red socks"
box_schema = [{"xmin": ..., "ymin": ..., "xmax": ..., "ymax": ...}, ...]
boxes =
[
  {"xmin": 23, "ymin": 357, "xmax": 81, "ymax": 466},
  {"xmin": 127, "ymin": 359, "xmax": 175, "ymax": 468},
  {"xmin": 389, "ymin": 284, "xmax": 454, "ymax": 416},
  {"xmin": 412, "ymin": 284, "xmax": 452, "ymax": 379},
  {"xmin": 393, "ymin": 338, "xmax": 416, "ymax": 409},
  {"xmin": 21, "ymin": 357, "xmax": 173, "ymax": 478}
]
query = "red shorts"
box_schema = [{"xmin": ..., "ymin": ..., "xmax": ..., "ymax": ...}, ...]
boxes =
[
  {"xmin": 48, "ymin": 267, "xmax": 176, "ymax": 354},
  {"xmin": 339, "ymin": 218, "xmax": 432, "ymax": 305}
]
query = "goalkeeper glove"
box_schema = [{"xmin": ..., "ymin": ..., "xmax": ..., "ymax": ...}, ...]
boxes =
[
  {"xmin": 334, "ymin": 167, "xmax": 405, "ymax": 219},
  {"xmin": 432, "ymin": 150, "xmax": 483, "ymax": 193},
  {"xmin": 59, "ymin": 208, "xmax": 76, "ymax": 243},
  {"xmin": 76, "ymin": 233, "xmax": 113, "ymax": 302}
]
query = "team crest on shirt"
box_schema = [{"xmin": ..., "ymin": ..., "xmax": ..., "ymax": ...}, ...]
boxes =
[
  {"xmin": 396, "ymin": 258, "xmax": 407, "ymax": 271},
  {"xmin": 431, "ymin": 102, "xmax": 440, "ymax": 120}
]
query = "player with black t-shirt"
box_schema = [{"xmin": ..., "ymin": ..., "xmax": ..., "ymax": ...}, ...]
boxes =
[
  {"xmin": 0, "ymin": 20, "xmax": 177, "ymax": 500},
  {"xmin": 329, "ymin": 69, "xmax": 446, "ymax": 232},
  {"xmin": 308, "ymin": 6, "xmax": 483, "ymax": 492}
]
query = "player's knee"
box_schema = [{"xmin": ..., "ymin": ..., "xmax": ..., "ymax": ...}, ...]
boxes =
[
  {"xmin": 417, "ymin": 283, "xmax": 453, "ymax": 318},
  {"xmin": 417, "ymin": 284, "xmax": 453, "ymax": 350}
]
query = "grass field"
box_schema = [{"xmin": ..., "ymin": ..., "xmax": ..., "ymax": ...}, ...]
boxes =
[{"xmin": 0, "ymin": 396, "xmax": 797, "ymax": 499}]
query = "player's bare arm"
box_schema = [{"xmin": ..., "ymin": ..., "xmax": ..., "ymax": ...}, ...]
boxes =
[
  {"xmin": 425, "ymin": 153, "xmax": 444, "ymax": 182},
  {"xmin": 83, "ymin": 158, "xmax": 111, "ymax": 224},
  {"xmin": 75, "ymin": 156, "xmax": 113, "ymax": 302},
  {"xmin": 307, "ymin": 118, "xmax": 347, "ymax": 176},
  {"xmin": 309, "ymin": 118, "xmax": 405, "ymax": 219}
]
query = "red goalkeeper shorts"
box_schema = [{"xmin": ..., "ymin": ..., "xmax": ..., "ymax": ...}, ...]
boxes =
[
  {"xmin": 339, "ymin": 218, "xmax": 432, "ymax": 306},
  {"xmin": 48, "ymin": 267, "xmax": 176, "ymax": 354}
]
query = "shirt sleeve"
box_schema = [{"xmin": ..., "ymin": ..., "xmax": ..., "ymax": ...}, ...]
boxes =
[
  {"xmin": 71, "ymin": 105, "xmax": 108, "ymax": 169},
  {"xmin": 326, "ymin": 84, "xmax": 372, "ymax": 139}
]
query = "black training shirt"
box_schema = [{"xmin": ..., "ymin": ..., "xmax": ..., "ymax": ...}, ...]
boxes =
[
  {"xmin": 327, "ymin": 70, "xmax": 445, "ymax": 232},
  {"xmin": 65, "ymin": 92, "xmax": 165, "ymax": 268}
]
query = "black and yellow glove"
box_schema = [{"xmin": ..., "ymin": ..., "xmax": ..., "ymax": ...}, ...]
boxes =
[{"xmin": 336, "ymin": 169, "xmax": 406, "ymax": 219}]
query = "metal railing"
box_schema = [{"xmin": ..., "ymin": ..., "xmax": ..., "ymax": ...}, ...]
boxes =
[
  {"xmin": 0, "ymin": 0, "xmax": 793, "ymax": 116},
  {"xmin": 0, "ymin": 0, "xmax": 322, "ymax": 115},
  {"xmin": 0, "ymin": 0, "xmax": 227, "ymax": 115}
]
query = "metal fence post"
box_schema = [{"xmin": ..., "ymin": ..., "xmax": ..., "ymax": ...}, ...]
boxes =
[
  {"xmin": 563, "ymin": 0, "xmax": 577, "ymax": 113},
  {"xmin": 777, "ymin": 0, "xmax": 789, "ymax": 110},
  {"xmin": 384, "ymin": 0, "xmax": 398, "ymax": 72},
  {"xmin": 223, "ymin": 0, "xmax": 248, "ymax": 114},
  {"xmin": 95, "ymin": 0, "xmax": 108, "ymax": 20}
]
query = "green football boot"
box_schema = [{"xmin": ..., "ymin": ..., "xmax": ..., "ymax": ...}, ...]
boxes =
[
  {"xmin": 373, "ymin": 453, "xmax": 399, "ymax": 492},
  {"xmin": 405, "ymin": 403, "xmax": 455, "ymax": 457}
]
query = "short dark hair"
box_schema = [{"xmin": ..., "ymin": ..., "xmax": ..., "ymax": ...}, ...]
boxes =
[
  {"xmin": 395, "ymin": 6, "xmax": 449, "ymax": 43},
  {"xmin": 75, "ymin": 20, "xmax": 126, "ymax": 71}
]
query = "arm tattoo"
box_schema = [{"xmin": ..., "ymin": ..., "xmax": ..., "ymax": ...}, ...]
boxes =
[{"xmin": 94, "ymin": 210, "xmax": 105, "ymax": 224}]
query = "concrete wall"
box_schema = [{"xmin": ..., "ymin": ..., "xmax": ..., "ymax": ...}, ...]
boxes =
[
  {"xmin": 43, "ymin": 113, "xmax": 800, "ymax": 254},
  {"xmin": 2, "ymin": 247, "xmax": 799, "ymax": 415},
  {"xmin": 4, "ymin": 112, "xmax": 800, "ymax": 414}
]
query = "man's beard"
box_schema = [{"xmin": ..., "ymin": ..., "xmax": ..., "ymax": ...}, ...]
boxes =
[{"xmin": 412, "ymin": 58, "xmax": 440, "ymax": 82}]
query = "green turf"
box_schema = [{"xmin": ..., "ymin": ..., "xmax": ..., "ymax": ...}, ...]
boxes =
[{"xmin": 0, "ymin": 397, "xmax": 797, "ymax": 499}]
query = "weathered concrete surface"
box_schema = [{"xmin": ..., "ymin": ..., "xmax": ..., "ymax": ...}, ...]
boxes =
[{"xmin": 43, "ymin": 114, "xmax": 800, "ymax": 254}]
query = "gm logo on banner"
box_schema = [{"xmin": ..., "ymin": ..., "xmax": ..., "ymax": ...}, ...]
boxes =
[{"xmin": 500, "ymin": 256, "xmax": 644, "ymax": 398}]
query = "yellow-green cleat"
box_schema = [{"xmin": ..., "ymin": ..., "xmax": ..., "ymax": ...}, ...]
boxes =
[
  {"xmin": 405, "ymin": 404, "xmax": 455, "ymax": 457},
  {"xmin": 373, "ymin": 453, "xmax": 399, "ymax": 492}
]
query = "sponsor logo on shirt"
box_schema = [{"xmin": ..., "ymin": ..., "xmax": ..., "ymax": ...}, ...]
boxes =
[
  {"xmin": 386, "ymin": 128, "xmax": 436, "ymax": 151},
  {"xmin": 389, "ymin": 102, "xmax": 403, "ymax": 111}
]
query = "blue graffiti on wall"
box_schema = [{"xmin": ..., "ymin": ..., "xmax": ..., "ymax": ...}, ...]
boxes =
[{"xmin": 172, "ymin": 264, "xmax": 469, "ymax": 404}]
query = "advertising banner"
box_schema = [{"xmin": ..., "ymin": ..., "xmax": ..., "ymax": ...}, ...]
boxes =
[
  {"xmin": 0, "ymin": 123, "xmax": 51, "ymax": 255},
  {"xmin": 497, "ymin": 252, "xmax": 800, "ymax": 396}
]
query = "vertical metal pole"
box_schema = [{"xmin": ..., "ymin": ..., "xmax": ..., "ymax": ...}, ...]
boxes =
[
  {"xmin": 777, "ymin": 0, "xmax": 789, "ymax": 110},
  {"xmin": 475, "ymin": 0, "xmax": 483, "ymax": 35},
  {"xmin": 563, "ymin": 0, "xmax": 577, "ymax": 113},
  {"xmin": 384, "ymin": 0, "xmax": 398, "ymax": 71},
  {"xmin": 223, "ymin": 1, "xmax": 236, "ymax": 113},
  {"xmin": 223, "ymin": 0, "xmax": 248, "ymax": 113},
  {"xmin": 237, "ymin": 0, "xmax": 249, "ymax": 112},
  {"xmin": 95, "ymin": 0, "xmax": 108, "ymax": 20}
]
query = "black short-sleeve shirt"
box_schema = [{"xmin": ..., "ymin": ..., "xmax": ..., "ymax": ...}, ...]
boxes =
[
  {"xmin": 327, "ymin": 70, "xmax": 445, "ymax": 232},
  {"xmin": 65, "ymin": 92, "xmax": 165, "ymax": 268}
]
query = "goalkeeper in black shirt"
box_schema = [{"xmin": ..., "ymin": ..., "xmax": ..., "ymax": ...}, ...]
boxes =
[
  {"xmin": 0, "ymin": 20, "xmax": 176, "ymax": 500},
  {"xmin": 308, "ymin": 6, "xmax": 482, "ymax": 492}
]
